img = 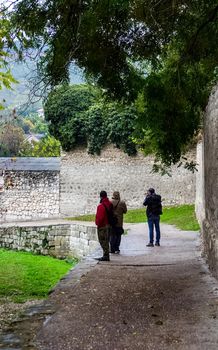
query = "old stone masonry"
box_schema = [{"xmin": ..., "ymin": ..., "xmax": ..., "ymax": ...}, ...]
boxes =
[
  {"xmin": 0, "ymin": 220, "xmax": 99, "ymax": 259},
  {"xmin": 0, "ymin": 147, "xmax": 197, "ymax": 261},
  {"xmin": 0, "ymin": 158, "xmax": 60, "ymax": 222},
  {"xmin": 0, "ymin": 147, "xmax": 196, "ymax": 222}
]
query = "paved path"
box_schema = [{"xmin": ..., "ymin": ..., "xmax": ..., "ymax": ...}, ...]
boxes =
[{"xmin": 34, "ymin": 223, "xmax": 218, "ymax": 350}]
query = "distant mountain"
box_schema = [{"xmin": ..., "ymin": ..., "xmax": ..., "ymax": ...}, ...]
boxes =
[{"xmin": 0, "ymin": 58, "xmax": 85, "ymax": 115}]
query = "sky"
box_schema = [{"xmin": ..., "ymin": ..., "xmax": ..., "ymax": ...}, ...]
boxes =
[{"xmin": 0, "ymin": 0, "xmax": 85, "ymax": 112}]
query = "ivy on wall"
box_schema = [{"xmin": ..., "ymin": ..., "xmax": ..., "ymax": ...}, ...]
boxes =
[{"xmin": 44, "ymin": 85, "xmax": 138, "ymax": 156}]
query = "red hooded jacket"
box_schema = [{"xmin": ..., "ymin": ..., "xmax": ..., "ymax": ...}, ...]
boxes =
[{"xmin": 95, "ymin": 197, "xmax": 112, "ymax": 228}]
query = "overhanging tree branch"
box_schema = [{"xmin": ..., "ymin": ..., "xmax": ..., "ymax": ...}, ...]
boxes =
[{"xmin": 186, "ymin": 5, "xmax": 218, "ymax": 56}]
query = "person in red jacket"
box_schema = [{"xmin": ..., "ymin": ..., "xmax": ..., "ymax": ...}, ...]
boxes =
[{"xmin": 95, "ymin": 190, "xmax": 112, "ymax": 261}]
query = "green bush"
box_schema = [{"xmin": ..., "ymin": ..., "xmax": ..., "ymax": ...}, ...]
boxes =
[{"xmin": 44, "ymin": 84, "xmax": 138, "ymax": 155}]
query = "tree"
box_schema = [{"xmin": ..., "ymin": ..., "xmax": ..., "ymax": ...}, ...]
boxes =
[
  {"xmin": 105, "ymin": 104, "xmax": 137, "ymax": 156},
  {"xmin": 0, "ymin": 1, "xmax": 40, "ymax": 112},
  {"xmin": 0, "ymin": 123, "xmax": 25, "ymax": 156},
  {"xmin": 44, "ymin": 84, "xmax": 138, "ymax": 155},
  {"xmin": 44, "ymin": 84, "xmax": 96, "ymax": 150},
  {"xmin": 8, "ymin": 0, "xmax": 218, "ymax": 164},
  {"xmin": 85, "ymin": 104, "xmax": 108, "ymax": 155},
  {"xmin": 16, "ymin": 113, "xmax": 49, "ymax": 134},
  {"xmin": 0, "ymin": 17, "xmax": 17, "ymax": 110},
  {"xmin": 20, "ymin": 135, "xmax": 61, "ymax": 157}
]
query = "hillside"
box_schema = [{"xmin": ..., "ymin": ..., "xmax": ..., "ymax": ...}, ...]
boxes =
[{"xmin": 1, "ymin": 59, "xmax": 84, "ymax": 115}]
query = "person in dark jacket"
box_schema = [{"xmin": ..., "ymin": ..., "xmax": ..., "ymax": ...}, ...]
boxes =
[
  {"xmin": 143, "ymin": 188, "xmax": 162, "ymax": 247},
  {"xmin": 110, "ymin": 191, "xmax": 127, "ymax": 254},
  {"xmin": 95, "ymin": 190, "xmax": 112, "ymax": 261}
]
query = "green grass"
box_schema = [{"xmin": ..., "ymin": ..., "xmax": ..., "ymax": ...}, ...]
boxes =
[
  {"xmin": 124, "ymin": 204, "xmax": 200, "ymax": 231},
  {"xmin": 67, "ymin": 204, "xmax": 200, "ymax": 231},
  {"xmin": 68, "ymin": 214, "xmax": 95, "ymax": 221},
  {"xmin": 161, "ymin": 204, "xmax": 200, "ymax": 231},
  {"xmin": 124, "ymin": 209, "xmax": 146, "ymax": 223},
  {"xmin": 0, "ymin": 249, "xmax": 77, "ymax": 303}
]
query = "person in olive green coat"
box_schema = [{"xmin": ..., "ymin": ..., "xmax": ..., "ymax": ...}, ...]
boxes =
[{"xmin": 110, "ymin": 191, "xmax": 127, "ymax": 254}]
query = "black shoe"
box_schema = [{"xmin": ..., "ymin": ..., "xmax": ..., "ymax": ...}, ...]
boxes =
[
  {"xmin": 110, "ymin": 251, "xmax": 115, "ymax": 254},
  {"xmin": 146, "ymin": 243, "xmax": 154, "ymax": 247},
  {"xmin": 95, "ymin": 257, "xmax": 110, "ymax": 261},
  {"xmin": 115, "ymin": 250, "xmax": 120, "ymax": 254},
  {"xmin": 155, "ymin": 242, "xmax": 160, "ymax": 246}
]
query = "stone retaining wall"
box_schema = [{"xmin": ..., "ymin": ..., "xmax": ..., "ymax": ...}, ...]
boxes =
[
  {"xmin": 0, "ymin": 150, "xmax": 197, "ymax": 222},
  {"xmin": 0, "ymin": 158, "xmax": 60, "ymax": 222},
  {"xmin": 195, "ymin": 142, "xmax": 205, "ymax": 225},
  {"xmin": 60, "ymin": 146, "xmax": 196, "ymax": 216},
  {"xmin": 0, "ymin": 222, "xmax": 98, "ymax": 259},
  {"xmin": 203, "ymin": 84, "xmax": 218, "ymax": 278}
]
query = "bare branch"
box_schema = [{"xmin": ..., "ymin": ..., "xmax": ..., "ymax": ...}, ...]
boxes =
[{"xmin": 0, "ymin": 0, "xmax": 21, "ymax": 14}]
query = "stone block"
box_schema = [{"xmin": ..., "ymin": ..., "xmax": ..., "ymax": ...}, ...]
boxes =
[
  {"xmin": 82, "ymin": 245, "xmax": 90, "ymax": 256},
  {"xmin": 88, "ymin": 228, "xmax": 98, "ymax": 241},
  {"xmin": 78, "ymin": 238, "xmax": 89, "ymax": 247},
  {"xmin": 215, "ymin": 239, "xmax": 218, "ymax": 259},
  {"xmin": 69, "ymin": 247, "xmax": 83, "ymax": 259},
  {"xmin": 80, "ymin": 232, "xmax": 89, "ymax": 240},
  {"xmin": 70, "ymin": 236, "xmax": 80, "ymax": 247},
  {"xmin": 70, "ymin": 229, "xmax": 80, "ymax": 238}
]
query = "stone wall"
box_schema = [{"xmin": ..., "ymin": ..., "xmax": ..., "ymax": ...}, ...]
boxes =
[
  {"xmin": 0, "ymin": 158, "xmax": 60, "ymax": 222},
  {"xmin": 203, "ymin": 84, "xmax": 218, "ymax": 278},
  {"xmin": 60, "ymin": 146, "xmax": 196, "ymax": 216},
  {"xmin": 0, "ymin": 221, "xmax": 98, "ymax": 259},
  {"xmin": 195, "ymin": 142, "xmax": 205, "ymax": 225}
]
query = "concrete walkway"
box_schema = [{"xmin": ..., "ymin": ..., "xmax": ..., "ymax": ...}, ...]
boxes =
[{"xmin": 33, "ymin": 223, "xmax": 218, "ymax": 350}]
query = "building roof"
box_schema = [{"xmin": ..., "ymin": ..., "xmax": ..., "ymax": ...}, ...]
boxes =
[
  {"xmin": 24, "ymin": 133, "xmax": 45, "ymax": 143},
  {"xmin": 0, "ymin": 157, "xmax": 61, "ymax": 171}
]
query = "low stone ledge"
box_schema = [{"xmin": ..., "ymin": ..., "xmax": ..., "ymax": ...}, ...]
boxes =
[{"xmin": 0, "ymin": 221, "xmax": 98, "ymax": 259}]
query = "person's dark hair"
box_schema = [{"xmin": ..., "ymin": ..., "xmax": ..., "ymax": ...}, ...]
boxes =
[
  {"xmin": 100, "ymin": 190, "xmax": 107, "ymax": 198},
  {"xmin": 148, "ymin": 188, "xmax": 155, "ymax": 194}
]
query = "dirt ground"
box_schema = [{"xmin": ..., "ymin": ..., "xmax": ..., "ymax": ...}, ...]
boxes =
[
  {"xmin": 1, "ymin": 223, "xmax": 218, "ymax": 350},
  {"xmin": 0, "ymin": 298, "xmax": 41, "ymax": 331}
]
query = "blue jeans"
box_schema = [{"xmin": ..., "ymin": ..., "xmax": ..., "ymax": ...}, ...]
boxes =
[{"xmin": 148, "ymin": 216, "xmax": 160, "ymax": 244}]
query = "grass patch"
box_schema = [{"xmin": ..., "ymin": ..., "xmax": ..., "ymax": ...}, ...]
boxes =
[
  {"xmin": 125, "ymin": 204, "xmax": 200, "ymax": 231},
  {"xmin": 0, "ymin": 249, "xmax": 77, "ymax": 303},
  {"xmin": 67, "ymin": 204, "xmax": 200, "ymax": 231},
  {"xmin": 124, "ymin": 209, "xmax": 145, "ymax": 223},
  {"xmin": 161, "ymin": 204, "xmax": 200, "ymax": 231},
  {"xmin": 67, "ymin": 214, "xmax": 95, "ymax": 221}
]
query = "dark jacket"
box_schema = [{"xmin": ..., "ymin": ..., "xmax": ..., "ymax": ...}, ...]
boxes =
[
  {"xmin": 143, "ymin": 193, "xmax": 162, "ymax": 218},
  {"xmin": 95, "ymin": 197, "xmax": 112, "ymax": 228}
]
